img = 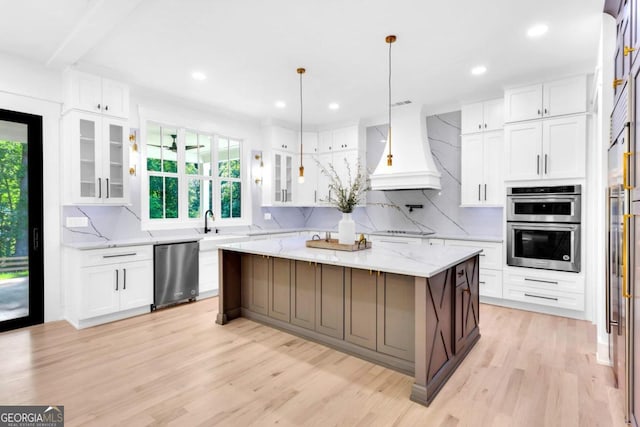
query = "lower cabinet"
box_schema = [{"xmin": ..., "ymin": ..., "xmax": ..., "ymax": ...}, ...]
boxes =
[
  {"xmin": 315, "ymin": 264, "xmax": 344, "ymax": 339},
  {"xmin": 64, "ymin": 245, "xmax": 153, "ymax": 328},
  {"xmin": 291, "ymin": 261, "xmax": 316, "ymax": 329},
  {"xmin": 377, "ymin": 273, "xmax": 415, "ymax": 361},
  {"xmin": 345, "ymin": 268, "xmax": 378, "ymax": 350},
  {"xmin": 269, "ymin": 257, "xmax": 292, "ymax": 322},
  {"xmin": 453, "ymin": 258, "xmax": 480, "ymax": 354}
]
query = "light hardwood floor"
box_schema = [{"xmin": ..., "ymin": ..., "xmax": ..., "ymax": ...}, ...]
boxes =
[{"xmin": 0, "ymin": 298, "xmax": 626, "ymax": 426}]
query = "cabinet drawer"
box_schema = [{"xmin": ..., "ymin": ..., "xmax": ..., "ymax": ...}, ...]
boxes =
[
  {"xmin": 502, "ymin": 284, "xmax": 584, "ymax": 311},
  {"xmin": 444, "ymin": 240, "xmax": 503, "ymax": 270},
  {"xmin": 369, "ymin": 235, "xmax": 422, "ymax": 245},
  {"xmin": 503, "ymin": 269, "xmax": 584, "ymax": 294},
  {"xmin": 82, "ymin": 245, "xmax": 153, "ymax": 267},
  {"xmin": 479, "ymin": 269, "xmax": 502, "ymax": 298}
]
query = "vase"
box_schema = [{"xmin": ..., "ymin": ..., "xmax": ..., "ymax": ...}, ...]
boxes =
[{"xmin": 338, "ymin": 212, "xmax": 356, "ymax": 245}]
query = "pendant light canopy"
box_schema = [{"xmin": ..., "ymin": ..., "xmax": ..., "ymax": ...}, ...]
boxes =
[
  {"xmin": 386, "ymin": 34, "xmax": 396, "ymax": 167},
  {"xmin": 297, "ymin": 67, "xmax": 306, "ymax": 184}
]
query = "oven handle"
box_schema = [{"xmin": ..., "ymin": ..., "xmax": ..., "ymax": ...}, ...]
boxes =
[
  {"xmin": 623, "ymin": 213, "xmax": 633, "ymax": 299},
  {"xmin": 507, "ymin": 196, "xmax": 580, "ymax": 203},
  {"xmin": 606, "ymin": 187, "xmax": 613, "ymax": 333},
  {"xmin": 507, "ymin": 222, "xmax": 579, "ymax": 231}
]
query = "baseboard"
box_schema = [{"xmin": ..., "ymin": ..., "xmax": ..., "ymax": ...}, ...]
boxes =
[
  {"xmin": 479, "ymin": 296, "xmax": 588, "ymax": 320},
  {"xmin": 74, "ymin": 306, "xmax": 151, "ymax": 329},
  {"xmin": 596, "ymin": 339, "xmax": 612, "ymax": 366}
]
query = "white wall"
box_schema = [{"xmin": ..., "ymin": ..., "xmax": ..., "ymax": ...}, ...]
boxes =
[{"xmin": 0, "ymin": 53, "xmax": 63, "ymax": 322}]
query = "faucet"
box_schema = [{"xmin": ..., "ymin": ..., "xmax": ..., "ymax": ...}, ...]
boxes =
[{"xmin": 204, "ymin": 209, "xmax": 215, "ymax": 233}]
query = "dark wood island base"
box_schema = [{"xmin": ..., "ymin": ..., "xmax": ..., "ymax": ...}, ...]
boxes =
[{"xmin": 216, "ymin": 248, "xmax": 480, "ymax": 406}]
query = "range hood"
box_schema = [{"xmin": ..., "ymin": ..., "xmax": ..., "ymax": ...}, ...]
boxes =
[{"xmin": 369, "ymin": 105, "xmax": 441, "ymax": 191}]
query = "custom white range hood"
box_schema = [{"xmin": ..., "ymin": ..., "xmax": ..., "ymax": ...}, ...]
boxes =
[{"xmin": 369, "ymin": 105, "xmax": 441, "ymax": 191}]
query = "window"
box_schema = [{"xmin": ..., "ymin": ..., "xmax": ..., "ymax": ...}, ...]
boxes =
[{"xmin": 144, "ymin": 122, "xmax": 243, "ymax": 226}]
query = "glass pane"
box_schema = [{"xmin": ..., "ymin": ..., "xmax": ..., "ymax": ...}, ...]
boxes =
[
  {"xmin": 146, "ymin": 123, "xmax": 162, "ymax": 172},
  {"xmin": 205, "ymin": 179, "xmax": 214, "ymax": 212},
  {"xmin": 229, "ymin": 139, "xmax": 241, "ymax": 178},
  {"xmin": 218, "ymin": 137, "xmax": 229, "ymax": 177},
  {"xmin": 201, "ymin": 135, "xmax": 212, "ymax": 176},
  {"xmin": 0, "ymin": 121, "xmax": 29, "ymax": 321},
  {"xmin": 514, "ymin": 229, "xmax": 571, "ymax": 261},
  {"xmin": 274, "ymin": 153, "xmax": 282, "ymax": 201},
  {"xmin": 162, "ymin": 128, "xmax": 178, "ymax": 173},
  {"xmin": 185, "ymin": 131, "xmax": 199, "ymax": 175},
  {"xmin": 79, "ymin": 119, "xmax": 96, "ymax": 197},
  {"xmin": 221, "ymin": 180, "xmax": 231, "ymax": 219},
  {"xmin": 188, "ymin": 178, "xmax": 201, "ymax": 218},
  {"xmin": 108, "ymin": 124, "xmax": 124, "ymax": 198},
  {"xmin": 149, "ymin": 176, "xmax": 163, "ymax": 219},
  {"xmin": 165, "ymin": 177, "xmax": 179, "ymax": 218},
  {"xmin": 231, "ymin": 182, "xmax": 241, "ymax": 218}
]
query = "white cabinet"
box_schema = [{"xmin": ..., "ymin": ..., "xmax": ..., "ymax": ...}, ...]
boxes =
[
  {"xmin": 443, "ymin": 239, "xmax": 503, "ymax": 299},
  {"xmin": 504, "ymin": 115, "xmax": 586, "ymax": 181},
  {"xmin": 502, "ymin": 267, "xmax": 585, "ymax": 311},
  {"xmin": 64, "ymin": 245, "xmax": 153, "ymax": 329},
  {"xmin": 315, "ymin": 125, "xmax": 361, "ymax": 205},
  {"xmin": 269, "ymin": 126, "xmax": 296, "ymax": 152},
  {"xmin": 460, "ymin": 131, "xmax": 504, "ymax": 206},
  {"xmin": 295, "ymin": 132, "xmax": 319, "ymax": 206},
  {"xmin": 63, "ymin": 111, "xmax": 129, "ymax": 204},
  {"xmin": 504, "ymin": 75, "xmax": 587, "ymax": 123},
  {"xmin": 272, "ymin": 151, "xmax": 294, "ymax": 204},
  {"xmin": 63, "ymin": 70, "xmax": 130, "ymax": 119},
  {"xmin": 263, "ymin": 125, "xmax": 298, "ymax": 205},
  {"xmin": 461, "ymin": 98, "xmax": 504, "ymax": 134}
]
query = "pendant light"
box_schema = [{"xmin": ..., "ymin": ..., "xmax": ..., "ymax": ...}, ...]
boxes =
[
  {"xmin": 386, "ymin": 35, "xmax": 396, "ymax": 167},
  {"xmin": 297, "ymin": 67, "xmax": 306, "ymax": 183}
]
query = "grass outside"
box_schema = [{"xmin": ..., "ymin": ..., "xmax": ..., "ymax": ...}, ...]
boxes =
[{"xmin": 0, "ymin": 270, "xmax": 28, "ymax": 280}]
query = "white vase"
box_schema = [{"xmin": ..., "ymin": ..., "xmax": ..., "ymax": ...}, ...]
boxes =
[{"xmin": 338, "ymin": 212, "xmax": 355, "ymax": 245}]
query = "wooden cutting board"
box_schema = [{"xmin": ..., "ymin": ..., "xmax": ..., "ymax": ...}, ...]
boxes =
[{"xmin": 305, "ymin": 238, "xmax": 372, "ymax": 252}]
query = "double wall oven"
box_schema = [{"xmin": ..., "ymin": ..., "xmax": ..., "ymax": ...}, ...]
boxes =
[{"xmin": 506, "ymin": 185, "xmax": 581, "ymax": 273}]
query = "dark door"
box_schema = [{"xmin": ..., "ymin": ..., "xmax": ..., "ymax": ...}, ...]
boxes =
[{"xmin": 0, "ymin": 109, "xmax": 43, "ymax": 332}]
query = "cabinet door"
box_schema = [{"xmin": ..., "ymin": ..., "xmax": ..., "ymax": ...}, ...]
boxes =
[
  {"xmin": 268, "ymin": 257, "xmax": 291, "ymax": 322},
  {"xmin": 316, "ymin": 152, "xmax": 333, "ymax": 204},
  {"xmin": 504, "ymin": 122, "xmax": 542, "ymax": 181},
  {"xmin": 80, "ymin": 265, "xmax": 120, "ymax": 319},
  {"xmin": 318, "ymin": 130, "xmax": 333, "ymax": 152},
  {"xmin": 482, "ymin": 131, "xmax": 504, "ymax": 205},
  {"xmin": 315, "ymin": 264, "xmax": 344, "ymax": 339},
  {"xmin": 119, "ymin": 261, "xmax": 153, "ymax": 310},
  {"xmin": 345, "ymin": 268, "xmax": 377, "ymax": 350},
  {"xmin": 72, "ymin": 72, "xmax": 103, "ymax": 114},
  {"xmin": 460, "ymin": 134, "xmax": 484, "ymax": 205},
  {"xmin": 332, "ymin": 126, "xmax": 358, "ymax": 151},
  {"xmin": 377, "ymin": 273, "xmax": 414, "ymax": 361},
  {"xmin": 102, "ymin": 119, "xmax": 129, "ymax": 204},
  {"xmin": 284, "ymin": 154, "xmax": 293, "ymax": 203},
  {"xmin": 101, "ymin": 78, "xmax": 130, "ymax": 119},
  {"xmin": 542, "ymin": 76, "xmax": 587, "ymax": 118},
  {"xmin": 273, "ymin": 152, "xmax": 283, "ymax": 202},
  {"xmin": 270, "ymin": 126, "xmax": 296, "ymax": 152},
  {"xmin": 542, "ymin": 115, "xmax": 586, "ymax": 180},
  {"xmin": 483, "ymin": 98, "xmax": 504, "ymax": 131},
  {"xmin": 479, "ymin": 269, "xmax": 502, "ymax": 298},
  {"xmin": 454, "ymin": 258, "xmax": 479, "ymax": 354},
  {"xmin": 199, "ymin": 251, "xmax": 218, "ymax": 293},
  {"xmin": 295, "ymin": 153, "xmax": 319, "ymax": 206},
  {"xmin": 461, "ymin": 102, "xmax": 484, "ymax": 134},
  {"xmin": 249, "ymin": 255, "xmax": 269, "ymax": 315},
  {"xmin": 291, "ymin": 261, "xmax": 316, "ymax": 330},
  {"xmin": 504, "ymin": 84, "xmax": 543, "ymax": 123},
  {"xmin": 334, "ymin": 149, "xmax": 360, "ymax": 187},
  {"xmin": 75, "ymin": 113, "xmax": 101, "ymax": 202}
]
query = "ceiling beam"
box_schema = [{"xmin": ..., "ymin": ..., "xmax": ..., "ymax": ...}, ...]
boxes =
[{"xmin": 46, "ymin": 0, "xmax": 145, "ymax": 68}]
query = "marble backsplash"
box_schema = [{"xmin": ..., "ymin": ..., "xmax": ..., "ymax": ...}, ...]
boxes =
[{"xmin": 62, "ymin": 110, "xmax": 502, "ymax": 243}]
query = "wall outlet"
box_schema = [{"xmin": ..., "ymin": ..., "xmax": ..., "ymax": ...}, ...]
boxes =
[
  {"xmin": 264, "ymin": 212, "xmax": 272, "ymax": 220},
  {"xmin": 66, "ymin": 216, "xmax": 89, "ymax": 228}
]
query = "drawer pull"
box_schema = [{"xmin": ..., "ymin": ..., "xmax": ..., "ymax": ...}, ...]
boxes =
[
  {"xmin": 115, "ymin": 269, "xmax": 119, "ymax": 291},
  {"xmin": 457, "ymin": 269, "xmax": 465, "ymax": 277},
  {"xmin": 479, "ymin": 254, "xmax": 486, "ymax": 257},
  {"xmin": 479, "ymin": 281, "xmax": 486, "ymax": 284},
  {"xmin": 524, "ymin": 278, "xmax": 558, "ymax": 285},
  {"xmin": 103, "ymin": 253, "xmax": 137, "ymax": 258},
  {"xmin": 524, "ymin": 293, "xmax": 558, "ymax": 301}
]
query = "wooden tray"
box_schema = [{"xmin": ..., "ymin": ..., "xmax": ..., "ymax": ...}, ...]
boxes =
[{"xmin": 305, "ymin": 238, "xmax": 372, "ymax": 252}]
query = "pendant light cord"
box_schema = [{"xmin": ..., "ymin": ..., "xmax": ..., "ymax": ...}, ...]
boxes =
[
  {"xmin": 386, "ymin": 35, "xmax": 395, "ymax": 166},
  {"xmin": 300, "ymin": 69, "xmax": 303, "ymax": 166}
]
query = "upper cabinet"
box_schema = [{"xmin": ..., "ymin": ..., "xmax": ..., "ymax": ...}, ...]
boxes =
[
  {"xmin": 461, "ymin": 98, "xmax": 503, "ymax": 134},
  {"xmin": 504, "ymin": 75, "xmax": 587, "ymax": 123},
  {"xmin": 460, "ymin": 131, "xmax": 504, "ymax": 206},
  {"xmin": 63, "ymin": 70, "xmax": 130, "ymax": 119}
]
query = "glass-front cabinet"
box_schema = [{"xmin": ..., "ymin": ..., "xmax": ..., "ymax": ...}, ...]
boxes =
[
  {"xmin": 273, "ymin": 151, "xmax": 293, "ymax": 204},
  {"xmin": 66, "ymin": 111, "xmax": 129, "ymax": 204}
]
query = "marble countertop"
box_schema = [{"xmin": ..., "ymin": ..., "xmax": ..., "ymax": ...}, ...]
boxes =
[
  {"xmin": 218, "ymin": 236, "xmax": 482, "ymax": 278},
  {"xmin": 64, "ymin": 235, "xmax": 207, "ymax": 250}
]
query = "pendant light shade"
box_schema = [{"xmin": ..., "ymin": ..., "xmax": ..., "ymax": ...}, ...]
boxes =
[
  {"xmin": 297, "ymin": 67, "xmax": 306, "ymax": 184},
  {"xmin": 386, "ymin": 35, "xmax": 396, "ymax": 167}
]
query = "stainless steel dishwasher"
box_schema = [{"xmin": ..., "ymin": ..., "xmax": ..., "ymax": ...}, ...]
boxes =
[{"xmin": 152, "ymin": 241, "xmax": 199, "ymax": 310}]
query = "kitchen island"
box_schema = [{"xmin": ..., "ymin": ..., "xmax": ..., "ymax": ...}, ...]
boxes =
[{"xmin": 215, "ymin": 236, "xmax": 481, "ymax": 406}]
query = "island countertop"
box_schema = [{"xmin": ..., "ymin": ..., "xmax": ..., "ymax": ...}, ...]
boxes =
[{"xmin": 218, "ymin": 236, "xmax": 482, "ymax": 278}]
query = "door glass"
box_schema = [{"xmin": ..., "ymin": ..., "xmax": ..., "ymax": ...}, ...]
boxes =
[
  {"xmin": 0, "ymin": 120, "xmax": 29, "ymax": 321},
  {"xmin": 108, "ymin": 123, "xmax": 124, "ymax": 198},
  {"xmin": 79, "ymin": 118, "xmax": 96, "ymax": 197},
  {"xmin": 274, "ymin": 153, "xmax": 282, "ymax": 201},
  {"xmin": 513, "ymin": 229, "xmax": 572, "ymax": 262},
  {"xmin": 514, "ymin": 201, "xmax": 572, "ymax": 216}
]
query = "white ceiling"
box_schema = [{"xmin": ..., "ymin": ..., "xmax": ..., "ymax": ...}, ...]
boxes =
[{"xmin": 0, "ymin": 0, "xmax": 603, "ymax": 127}]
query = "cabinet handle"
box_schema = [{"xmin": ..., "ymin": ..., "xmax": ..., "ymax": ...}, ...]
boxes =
[
  {"xmin": 536, "ymin": 155, "xmax": 540, "ymax": 175},
  {"xmin": 105, "ymin": 105, "xmax": 109, "ymax": 111},
  {"xmin": 484, "ymin": 123, "xmax": 487, "ymax": 129},
  {"xmin": 623, "ymin": 214, "xmax": 633, "ymax": 299},
  {"xmin": 106, "ymin": 178, "xmax": 110, "ymax": 198},
  {"xmin": 32, "ymin": 228, "xmax": 39, "ymax": 251},
  {"xmin": 544, "ymin": 154, "xmax": 548, "ymax": 175},
  {"xmin": 123, "ymin": 268, "xmax": 127, "ymax": 290},
  {"xmin": 484, "ymin": 184, "xmax": 487, "ymax": 201},
  {"xmin": 115, "ymin": 269, "xmax": 119, "ymax": 291},
  {"xmin": 478, "ymin": 124, "xmax": 481, "ymax": 129},
  {"xmin": 613, "ymin": 78, "xmax": 624, "ymax": 88},
  {"xmin": 478, "ymin": 184, "xmax": 481, "ymax": 201},
  {"xmin": 524, "ymin": 277, "xmax": 558, "ymax": 285},
  {"xmin": 624, "ymin": 150, "xmax": 634, "ymax": 190},
  {"xmin": 537, "ymin": 109, "xmax": 541, "ymax": 116},
  {"xmin": 103, "ymin": 253, "xmax": 137, "ymax": 258},
  {"xmin": 544, "ymin": 108, "xmax": 548, "ymax": 115},
  {"xmin": 524, "ymin": 293, "xmax": 558, "ymax": 301},
  {"xmin": 97, "ymin": 103, "xmax": 101, "ymax": 110},
  {"xmin": 314, "ymin": 190, "xmax": 317, "ymax": 203},
  {"xmin": 98, "ymin": 178, "xmax": 102, "ymax": 198}
]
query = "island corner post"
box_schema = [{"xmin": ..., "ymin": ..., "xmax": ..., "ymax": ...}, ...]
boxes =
[{"xmin": 215, "ymin": 245, "xmax": 481, "ymax": 407}]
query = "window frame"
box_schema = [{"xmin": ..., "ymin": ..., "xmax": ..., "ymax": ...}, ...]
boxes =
[{"xmin": 140, "ymin": 119, "xmax": 249, "ymax": 230}]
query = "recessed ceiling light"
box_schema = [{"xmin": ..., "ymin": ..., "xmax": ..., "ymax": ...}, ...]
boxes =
[
  {"xmin": 275, "ymin": 100, "xmax": 286, "ymax": 108},
  {"xmin": 471, "ymin": 65, "xmax": 487, "ymax": 76},
  {"xmin": 527, "ymin": 24, "xmax": 549, "ymax": 38},
  {"xmin": 191, "ymin": 71, "xmax": 206, "ymax": 81},
  {"xmin": 328, "ymin": 102, "xmax": 340, "ymax": 110}
]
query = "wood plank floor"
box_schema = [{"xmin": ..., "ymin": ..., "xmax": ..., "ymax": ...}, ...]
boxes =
[{"xmin": 0, "ymin": 298, "xmax": 626, "ymax": 426}]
